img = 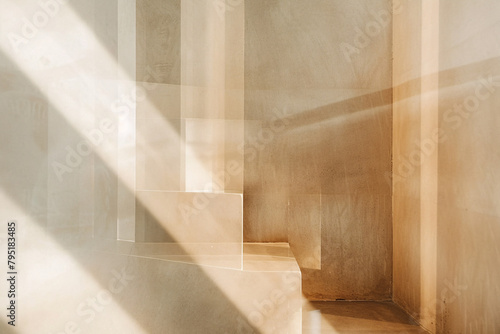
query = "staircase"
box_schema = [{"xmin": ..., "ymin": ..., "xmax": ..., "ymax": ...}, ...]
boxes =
[
  {"xmin": 128, "ymin": 190, "xmax": 302, "ymax": 333},
  {"xmin": 124, "ymin": 1, "xmax": 303, "ymax": 332},
  {"xmin": 80, "ymin": 239, "xmax": 302, "ymax": 334}
]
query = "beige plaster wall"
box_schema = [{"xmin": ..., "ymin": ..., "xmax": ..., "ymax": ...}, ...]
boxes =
[
  {"xmin": 0, "ymin": 0, "xmax": 132, "ymax": 241},
  {"xmin": 393, "ymin": 0, "xmax": 500, "ymax": 332},
  {"xmin": 244, "ymin": 0, "xmax": 393, "ymax": 300}
]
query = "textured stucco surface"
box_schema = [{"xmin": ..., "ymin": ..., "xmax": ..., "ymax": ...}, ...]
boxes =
[
  {"xmin": 244, "ymin": 0, "xmax": 393, "ymax": 300},
  {"xmin": 393, "ymin": 0, "xmax": 500, "ymax": 333}
]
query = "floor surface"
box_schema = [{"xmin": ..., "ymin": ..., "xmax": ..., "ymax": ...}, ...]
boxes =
[{"xmin": 303, "ymin": 301, "xmax": 430, "ymax": 333}]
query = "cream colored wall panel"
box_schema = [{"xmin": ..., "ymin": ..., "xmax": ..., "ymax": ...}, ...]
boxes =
[
  {"xmin": 117, "ymin": 0, "xmax": 137, "ymax": 241},
  {"xmin": 136, "ymin": 118, "xmax": 181, "ymax": 191},
  {"xmin": 180, "ymin": 0, "xmax": 225, "ymax": 88},
  {"xmin": 135, "ymin": 191, "xmax": 242, "ymax": 244},
  {"xmin": 224, "ymin": 0, "xmax": 245, "ymax": 121},
  {"xmin": 184, "ymin": 118, "xmax": 226, "ymax": 192}
]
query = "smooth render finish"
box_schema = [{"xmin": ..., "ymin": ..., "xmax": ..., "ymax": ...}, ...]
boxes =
[
  {"xmin": 244, "ymin": 0, "xmax": 393, "ymax": 300},
  {"xmin": 1, "ymin": 0, "xmax": 500, "ymax": 333},
  {"xmin": 134, "ymin": 0, "xmax": 245, "ymax": 245},
  {"xmin": 393, "ymin": 0, "xmax": 500, "ymax": 333}
]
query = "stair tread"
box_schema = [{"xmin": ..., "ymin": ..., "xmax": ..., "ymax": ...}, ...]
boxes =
[{"xmin": 80, "ymin": 239, "xmax": 301, "ymax": 272}]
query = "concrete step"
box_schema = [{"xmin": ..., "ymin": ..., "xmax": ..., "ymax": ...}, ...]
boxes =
[{"xmin": 23, "ymin": 240, "xmax": 302, "ymax": 334}]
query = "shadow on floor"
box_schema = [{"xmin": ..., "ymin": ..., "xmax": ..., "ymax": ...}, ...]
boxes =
[{"xmin": 303, "ymin": 301, "xmax": 430, "ymax": 334}]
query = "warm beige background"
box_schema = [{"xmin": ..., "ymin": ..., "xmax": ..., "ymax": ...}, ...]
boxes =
[
  {"xmin": 243, "ymin": 0, "xmax": 393, "ymax": 300},
  {"xmin": 1, "ymin": 0, "xmax": 499, "ymax": 333},
  {"xmin": 393, "ymin": 0, "xmax": 500, "ymax": 333}
]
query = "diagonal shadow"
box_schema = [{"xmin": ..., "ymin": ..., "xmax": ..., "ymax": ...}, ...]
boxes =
[
  {"xmin": 277, "ymin": 55, "xmax": 500, "ymax": 131},
  {"xmin": 0, "ymin": 50, "xmax": 259, "ymax": 333},
  {"xmin": 6, "ymin": 2, "xmax": 496, "ymax": 332},
  {"xmin": 68, "ymin": 0, "xmax": 184, "ymax": 130}
]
